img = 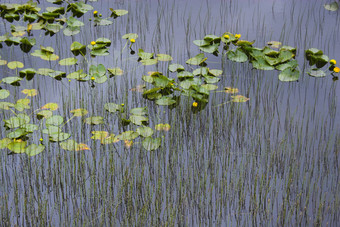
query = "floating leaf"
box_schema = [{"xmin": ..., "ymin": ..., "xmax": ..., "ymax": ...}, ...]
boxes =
[
  {"xmin": 76, "ymin": 143, "xmax": 90, "ymax": 151},
  {"xmin": 209, "ymin": 69, "xmax": 223, "ymax": 77},
  {"xmin": 231, "ymin": 95, "xmax": 249, "ymax": 103},
  {"xmin": 7, "ymin": 129, "xmax": 28, "ymax": 139},
  {"xmin": 70, "ymin": 108, "xmax": 88, "ymax": 117},
  {"xmin": 7, "ymin": 140, "xmax": 27, "ymax": 153},
  {"xmin": 227, "ymin": 49, "xmax": 248, "ymax": 62},
  {"xmin": 141, "ymin": 59, "xmax": 158, "ymax": 65},
  {"xmin": 25, "ymin": 144, "xmax": 45, "ymax": 156},
  {"xmin": 278, "ymin": 68, "xmax": 300, "ymax": 82},
  {"xmin": 110, "ymin": 9, "xmax": 128, "ymax": 18},
  {"xmin": 117, "ymin": 131, "xmax": 139, "ymax": 140},
  {"xmin": 267, "ymin": 41, "xmax": 282, "ymax": 49},
  {"xmin": 41, "ymin": 103, "xmax": 58, "ymax": 111},
  {"xmin": 37, "ymin": 68, "xmax": 55, "ymax": 76},
  {"xmin": 49, "ymin": 132, "xmax": 71, "ymax": 142},
  {"xmin": 104, "ymin": 103, "xmax": 123, "ymax": 112},
  {"xmin": 0, "ymin": 60, "xmax": 7, "ymax": 65},
  {"xmin": 70, "ymin": 41, "xmax": 86, "ymax": 56},
  {"xmin": 142, "ymin": 137, "xmax": 161, "ymax": 151},
  {"xmin": 186, "ymin": 53, "xmax": 207, "ymax": 65},
  {"xmin": 60, "ymin": 139, "xmax": 77, "ymax": 151},
  {"xmin": 0, "ymin": 89, "xmax": 10, "ymax": 99},
  {"xmin": 84, "ymin": 116, "xmax": 104, "ymax": 125},
  {"xmin": 0, "ymin": 138, "xmax": 12, "ymax": 149},
  {"xmin": 155, "ymin": 96, "xmax": 176, "ymax": 106},
  {"xmin": 100, "ymin": 134, "xmax": 119, "ymax": 144},
  {"xmin": 199, "ymin": 43, "xmax": 219, "ymax": 54},
  {"xmin": 252, "ymin": 57, "xmax": 275, "ymax": 70},
  {"xmin": 91, "ymin": 131, "xmax": 109, "ymax": 140},
  {"xmin": 324, "ymin": 2, "xmax": 339, "ymax": 11},
  {"xmin": 201, "ymin": 84, "xmax": 218, "ymax": 91},
  {"xmin": 156, "ymin": 54, "xmax": 173, "ymax": 61},
  {"xmin": 169, "ymin": 64, "xmax": 185, "ymax": 72},
  {"xmin": 122, "ymin": 33, "xmax": 138, "ymax": 40},
  {"xmin": 130, "ymin": 115, "xmax": 148, "ymax": 126},
  {"xmin": 37, "ymin": 110, "xmax": 53, "ymax": 119},
  {"xmin": 19, "ymin": 68, "xmax": 36, "ymax": 80},
  {"xmin": 46, "ymin": 115, "xmax": 64, "ymax": 126},
  {"xmin": 136, "ymin": 127, "xmax": 154, "ymax": 137},
  {"xmin": 22, "ymin": 89, "xmax": 37, "ymax": 97},
  {"xmin": 107, "ymin": 67, "xmax": 123, "ymax": 76},
  {"xmin": 0, "ymin": 102, "xmax": 15, "ymax": 110},
  {"xmin": 59, "ymin": 57, "xmax": 78, "ymax": 65},
  {"xmin": 2, "ymin": 77, "xmax": 22, "ymax": 85},
  {"xmin": 130, "ymin": 107, "xmax": 148, "ymax": 116},
  {"xmin": 307, "ymin": 69, "xmax": 326, "ymax": 78},
  {"xmin": 224, "ymin": 87, "xmax": 239, "ymax": 94},
  {"xmin": 155, "ymin": 123, "xmax": 171, "ymax": 131}
]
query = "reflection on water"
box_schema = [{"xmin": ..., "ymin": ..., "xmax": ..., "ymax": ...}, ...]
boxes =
[{"xmin": 0, "ymin": 0, "xmax": 339, "ymax": 225}]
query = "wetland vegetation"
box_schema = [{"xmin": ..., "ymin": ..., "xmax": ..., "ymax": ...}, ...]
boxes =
[{"xmin": 0, "ymin": 0, "xmax": 339, "ymax": 225}]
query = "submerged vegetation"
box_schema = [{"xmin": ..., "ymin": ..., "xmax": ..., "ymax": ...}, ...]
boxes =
[{"xmin": 0, "ymin": 0, "xmax": 339, "ymax": 225}]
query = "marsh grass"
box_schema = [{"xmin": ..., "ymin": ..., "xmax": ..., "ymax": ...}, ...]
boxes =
[{"xmin": 0, "ymin": 0, "xmax": 339, "ymax": 226}]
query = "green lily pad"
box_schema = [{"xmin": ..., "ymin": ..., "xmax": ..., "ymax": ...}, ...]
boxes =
[
  {"xmin": 278, "ymin": 68, "xmax": 300, "ymax": 82},
  {"xmin": 186, "ymin": 53, "xmax": 207, "ymax": 65},
  {"xmin": 117, "ymin": 131, "xmax": 139, "ymax": 140},
  {"xmin": 199, "ymin": 43, "xmax": 219, "ymax": 54},
  {"xmin": 177, "ymin": 71, "xmax": 194, "ymax": 80},
  {"xmin": 0, "ymin": 89, "xmax": 10, "ymax": 99},
  {"xmin": 91, "ymin": 131, "xmax": 109, "ymax": 140},
  {"xmin": 7, "ymin": 140, "xmax": 27, "ymax": 153},
  {"xmin": 324, "ymin": 2, "xmax": 339, "ymax": 11},
  {"xmin": 156, "ymin": 54, "xmax": 173, "ymax": 61},
  {"xmin": 252, "ymin": 57, "xmax": 275, "ymax": 70},
  {"xmin": 59, "ymin": 57, "xmax": 78, "ymax": 65},
  {"xmin": 107, "ymin": 67, "xmax": 123, "ymax": 76},
  {"xmin": 60, "ymin": 139, "xmax": 77, "ymax": 151},
  {"xmin": 7, "ymin": 128, "xmax": 28, "ymax": 139},
  {"xmin": 267, "ymin": 41, "xmax": 282, "ymax": 49},
  {"xmin": 104, "ymin": 103, "xmax": 123, "ymax": 113},
  {"xmin": 201, "ymin": 84, "xmax": 218, "ymax": 91},
  {"xmin": 0, "ymin": 138, "xmax": 12, "ymax": 149},
  {"xmin": 19, "ymin": 68, "xmax": 36, "ymax": 80},
  {"xmin": 122, "ymin": 33, "xmax": 138, "ymax": 40},
  {"xmin": 275, "ymin": 60, "xmax": 298, "ymax": 71},
  {"xmin": 70, "ymin": 41, "xmax": 86, "ymax": 56},
  {"xmin": 49, "ymin": 132, "xmax": 71, "ymax": 142},
  {"xmin": 0, "ymin": 102, "xmax": 15, "ymax": 110},
  {"xmin": 21, "ymin": 124, "xmax": 38, "ymax": 133},
  {"xmin": 25, "ymin": 144, "xmax": 45, "ymax": 156},
  {"xmin": 84, "ymin": 116, "xmax": 104, "ymax": 125},
  {"xmin": 193, "ymin": 39, "xmax": 210, "ymax": 47},
  {"xmin": 142, "ymin": 137, "xmax": 161, "ymax": 151},
  {"xmin": 227, "ymin": 48, "xmax": 248, "ymax": 62},
  {"xmin": 209, "ymin": 69, "xmax": 223, "ymax": 77},
  {"xmin": 141, "ymin": 59, "xmax": 158, "ymax": 65},
  {"xmin": 70, "ymin": 108, "xmax": 88, "ymax": 117},
  {"xmin": 37, "ymin": 110, "xmax": 53, "ymax": 119},
  {"xmin": 37, "ymin": 68, "xmax": 55, "ymax": 76},
  {"xmin": 307, "ymin": 69, "xmax": 326, "ymax": 78},
  {"xmin": 155, "ymin": 96, "xmax": 176, "ymax": 106},
  {"xmin": 130, "ymin": 115, "xmax": 148, "ymax": 126},
  {"xmin": 46, "ymin": 115, "xmax": 64, "ymax": 126},
  {"xmin": 130, "ymin": 107, "xmax": 148, "ymax": 115},
  {"xmin": 136, "ymin": 127, "xmax": 154, "ymax": 137},
  {"xmin": 193, "ymin": 67, "xmax": 209, "ymax": 76},
  {"xmin": 110, "ymin": 9, "xmax": 128, "ymax": 18},
  {"xmin": 2, "ymin": 76, "xmax": 22, "ymax": 85},
  {"xmin": 67, "ymin": 69, "xmax": 88, "ymax": 80},
  {"xmin": 169, "ymin": 64, "xmax": 185, "ymax": 72}
]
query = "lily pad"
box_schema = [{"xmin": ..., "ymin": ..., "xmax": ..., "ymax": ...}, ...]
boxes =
[
  {"xmin": 41, "ymin": 103, "xmax": 58, "ymax": 111},
  {"xmin": 156, "ymin": 54, "xmax": 173, "ymax": 61},
  {"xmin": 0, "ymin": 89, "xmax": 10, "ymax": 99},
  {"xmin": 7, "ymin": 140, "xmax": 27, "ymax": 153},
  {"xmin": 122, "ymin": 33, "xmax": 138, "ymax": 40},
  {"xmin": 186, "ymin": 53, "xmax": 207, "ymax": 65},
  {"xmin": 155, "ymin": 96, "xmax": 177, "ymax": 106},
  {"xmin": 169, "ymin": 64, "xmax": 185, "ymax": 72},
  {"xmin": 307, "ymin": 69, "xmax": 326, "ymax": 78},
  {"xmin": 231, "ymin": 95, "xmax": 249, "ymax": 103},
  {"xmin": 0, "ymin": 138, "xmax": 12, "ymax": 149},
  {"xmin": 227, "ymin": 49, "xmax": 248, "ymax": 62},
  {"xmin": 46, "ymin": 115, "xmax": 64, "ymax": 126},
  {"xmin": 107, "ymin": 67, "xmax": 123, "ymax": 76},
  {"xmin": 59, "ymin": 57, "xmax": 78, "ymax": 66},
  {"xmin": 70, "ymin": 108, "xmax": 88, "ymax": 117},
  {"xmin": 25, "ymin": 144, "xmax": 45, "ymax": 156},
  {"xmin": 130, "ymin": 107, "xmax": 148, "ymax": 115},
  {"xmin": 142, "ymin": 137, "xmax": 161, "ymax": 151},
  {"xmin": 110, "ymin": 9, "xmax": 128, "ymax": 18},
  {"xmin": 117, "ymin": 131, "xmax": 139, "ymax": 140},
  {"xmin": 91, "ymin": 131, "xmax": 109, "ymax": 140},
  {"xmin": 136, "ymin": 127, "xmax": 154, "ymax": 137},
  {"xmin": 1, "ymin": 76, "xmax": 22, "ymax": 85},
  {"xmin": 84, "ymin": 116, "xmax": 104, "ymax": 125},
  {"xmin": 278, "ymin": 68, "xmax": 300, "ymax": 82},
  {"xmin": 49, "ymin": 132, "xmax": 71, "ymax": 142},
  {"xmin": 130, "ymin": 115, "xmax": 148, "ymax": 126},
  {"xmin": 104, "ymin": 103, "xmax": 123, "ymax": 113},
  {"xmin": 324, "ymin": 2, "xmax": 339, "ymax": 11}
]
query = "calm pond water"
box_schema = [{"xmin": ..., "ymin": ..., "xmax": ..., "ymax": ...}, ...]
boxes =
[{"xmin": 0, "ymin": 0, "xmax": 339, "ymax": 226}]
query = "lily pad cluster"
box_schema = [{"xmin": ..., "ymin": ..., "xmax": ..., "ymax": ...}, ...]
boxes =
[{"xmin": 136, "ymin": 48, "xmax": 173, "ymax": 65}]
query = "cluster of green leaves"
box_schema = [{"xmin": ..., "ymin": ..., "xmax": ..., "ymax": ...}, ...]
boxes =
[
  {"xmin": 0, "ymin": 33, "xmax": 35, "ymax": 52},
  {"xmin": 305, "ymin": 48, "xmax": 329, "ymax": 78},
  {"xmin": 87, "ymin": 37, "xmax": 111, "ymax": 56}
]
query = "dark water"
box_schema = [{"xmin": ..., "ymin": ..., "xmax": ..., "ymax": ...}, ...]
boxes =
[{"xmin": 0, "ymin": 0, "xmax": 339, "ymax": 226}]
